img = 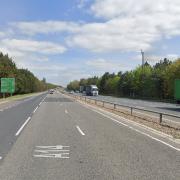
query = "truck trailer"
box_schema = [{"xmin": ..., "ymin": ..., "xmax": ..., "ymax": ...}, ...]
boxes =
[
  {"xmin": 85, "ymin": 85, "xmax": 98, "ymax": 96},
  {"xmin": 175, "ymin": 79, "xmax": 180, "ymax": 104},
  {"xmin": 79, "ymin": 86, "xmax": 86, "ymax": 93}
]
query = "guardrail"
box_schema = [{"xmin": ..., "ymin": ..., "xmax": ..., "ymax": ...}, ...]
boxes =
[{"xmin": 65, "ymin": 93, "xmax": 180, "ymax": 129}]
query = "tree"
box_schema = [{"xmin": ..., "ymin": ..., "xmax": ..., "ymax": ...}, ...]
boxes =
[{"xmin": 0, "ymin": 52, "xmax": 57, "ymax": 96}]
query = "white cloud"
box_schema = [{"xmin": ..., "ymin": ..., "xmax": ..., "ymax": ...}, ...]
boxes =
[
  {"xmin": 67, "ymin": 18, "xmax": 155, "ymax": 52},
  {"xmin": 7, "ymin": 1, "xmax": 180, "ymax": 54},
  {"xmin": 134, "ymin": 53, "xmax": 179, "ymax": 63},
  {"xmin": 12, "ymin": 21, "xmax": 80, "ymax": 35},
  {"xmin": 1, "ymin": 0, "xmax": 180, "ymax": 85},
  {"xmin": 0, "ymin": 31, "xmax": 5, "ymax": 38},
  {"xmin": 77, "ymin": 0, "xmax": 89, "ymax": 8},
  {"xmin": 0, "ymin": 39, "xmax": 66, "ymax": 55},
  {"xmin": 30, "ymin": 65, "xmax": 66, "ymax": 71},
  {"xmin": 91, "ymin": 0, "xmax": 180, "ymax": 19},
  {"xmin": 68, "ymin": 0, "xmax": 180, "ymax": 52},
  {"xmin": 86, "ymin": 58, "xmax": 123, "ymax": 71},
  {"xmin": 167, "ymin": 54, "xmax": 179, "ymax": 60}
]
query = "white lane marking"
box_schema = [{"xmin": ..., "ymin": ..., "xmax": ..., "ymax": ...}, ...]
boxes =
[
  {"xmin": 33, "ymin": 106, "xmax": 38, "ymax": 113},
  {"xmin": 76, "ymin": 100, "xmax": 180, "ymax": 151},
  {"xmin": 42, "ymin": 96, "xmax": 47, "ymax": 102},
  {"xmin": 65, "ymin": 109, "xmax": 68, "ymax": 114},
  {"xmin": 15, "ymin": 117, "xmax": 31, "ymax": 136},
  {"xmin": 39, "ymin": 102, "xmax": 42, "ymax": 106},
  {"xmin": 33, "ymin": 145, "xmax": 70, "ymax": 159},
  {"xmin": 0, "ymin": 156, "xmax": 2, "ymax": 160},
  {"xmin": 91, "ymin": 109, "xmax": 180, "ymax": 152},
  {"xmin": 76, "ymin": 125, "xmax": 85, "ymax": 136}
]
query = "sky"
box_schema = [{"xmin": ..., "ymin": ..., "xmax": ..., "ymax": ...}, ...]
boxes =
[{"xmin": 0, "ymin": 0, "xmax": 180, "ymax": 86}]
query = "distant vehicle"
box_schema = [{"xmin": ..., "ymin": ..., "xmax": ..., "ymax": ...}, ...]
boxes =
[
  {"xmin": 80, "ymin": 86, "xmax": 86, "ymax": 93},
  {"xmin": 69, "ymin": 90, "xmax": 74, "ymax": 94},
  {"xmin": 175, "ymin": 79, "xmax": 180, "ymax": 104},
  {"xmin": 75, "ymin": 90, "xmax": 79, "ymax": 93},
  {"xmin": 49, "ymin": 89, "xmax": 54, "ymax": 94},
  {"xmin": 85, "ymin": 85, "xmax": 98, "ymax": 96}
]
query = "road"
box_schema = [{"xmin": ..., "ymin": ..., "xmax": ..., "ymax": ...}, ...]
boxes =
[
  {"xmin": 75, "ymin": 93, "xmax": 180, "ymax": 124},
  {"xmin": 0, "ymin": 92, "xmax": 179, "ymax": 180},
  {"xmin": 82, "ymin": 94, "xmax": 180, "ymax": 115},
  {"xmin": 0, "ymin": 93, "xmax": 47, "ymax": 159}
]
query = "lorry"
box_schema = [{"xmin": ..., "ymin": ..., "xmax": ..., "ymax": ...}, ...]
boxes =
[
  {"xmin": 80, "ymin": 86, "xmax": 86, "ymax": 93},
  {"xmin": 175, "ymin": 79, "xmax": 180, "ymax": 104},
  {"xmin": 85, "ymin": 85, "xmax": 98, "ymax": 96}
]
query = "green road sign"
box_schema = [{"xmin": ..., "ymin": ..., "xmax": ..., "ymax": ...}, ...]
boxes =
[{"xmin": 1, "ymin": 78, "xmax": 15, "ymax": 93}]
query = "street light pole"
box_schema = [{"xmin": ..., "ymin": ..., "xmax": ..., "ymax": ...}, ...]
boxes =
[
  {"xmin": 141, "ymin": 50, "xmax": 145, "ymax": 97},
  {"xmin": 141, "ymin": 49, "xmax": 145, "ymax": 67}
]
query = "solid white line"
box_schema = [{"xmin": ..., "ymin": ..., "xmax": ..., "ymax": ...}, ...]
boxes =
[
  {"xmin": 15, "ymin": 117, "xmax": 31, "ymax": 136},
  {"xmin": 76, "ymin": 126, "xmax": 85, "ymax": 136},
  {"xmin": 39, "ymin": 102, "xmax": 42, "ymax": 106},
  {"xmin": 33, "ymin": 106, "xmax": 38, "ymax": 113},
  {"xmin": 92, "ymin": 109, "xmax": 180, "ymax": 152}
]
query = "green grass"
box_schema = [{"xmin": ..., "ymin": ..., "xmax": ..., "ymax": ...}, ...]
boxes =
[{"xmin": 0, "ymin": 92, "xmax": 41, "ymax": 102}]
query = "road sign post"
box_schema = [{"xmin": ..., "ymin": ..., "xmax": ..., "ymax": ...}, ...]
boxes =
[{"xmin": 1, "ymin": 78, "xmax": 15, "ymax": 98}]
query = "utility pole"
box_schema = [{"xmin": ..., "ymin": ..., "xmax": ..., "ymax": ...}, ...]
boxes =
[
  {"xmin": 141, "ymin": 49, "xmax": 145, "ymax": 67},
  {"xmin": 141, "ymin": 50, "xmax": 145, "ymax": 97}
]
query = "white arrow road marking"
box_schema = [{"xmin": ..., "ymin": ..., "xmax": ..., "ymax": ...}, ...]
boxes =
[
  {"xmin": 33, "ymin": 145, "xmax": 70, "ymax": 159},
  {"xmin": 34, "ymin": 153, "xmax": 69, "ymax": 158},
  {"xmin": 36, "ymin": 145, "xmax": 69, "ymax": 149},
  {"xmin": 76, "ymin": 126, "xmax": 85, "ymax": 136}
]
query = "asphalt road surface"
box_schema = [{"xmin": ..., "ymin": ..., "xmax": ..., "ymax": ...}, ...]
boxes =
[
  {"xmin": 0, "ymin": 93, "xmax": 47, "ymax": 159},
  {"xmin": 82, "ymin": 94, "xmax": 180, "ymax": 115},
  {"xmin": 0, "ymin": 92, "xmax": 179, "ymax": 180},
  {"xmin": 75, "ymin": 93, "xmax": 180, "ymax": 124}
]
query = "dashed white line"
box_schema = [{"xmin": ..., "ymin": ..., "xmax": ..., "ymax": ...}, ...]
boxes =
[
  {"xmin": 15, "ymin": 117, "xmax": 31, "ymax": 136},
  {"xmin": 39, "ymin": 102, "xmax": 42, "ymax": 106},
  {"xmin": 0, "ymin": 156, "xmax": 2, "ymax": 160},
  {"xmin": 65, "ymin": 109, "xmax": 68, "ymax": 114},
  {"xmin": 76, "ymin": 125, "xmax": 85, "ymax": 136},
  {"xmin": 33, "ymin": 106, "xmax": 39, "ymax": 113},
  {"xmin": 42, "ymin": 96, "xmax": 47, "ymax": 102}
]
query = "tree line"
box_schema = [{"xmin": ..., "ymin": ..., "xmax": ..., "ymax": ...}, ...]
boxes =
[
  {"xmin": 67, "ymin": 58, "xmax": 180, "ymax": 100},
  {"xmin": 0, "ymin": 52, "xmax": 56, "ymax": 97}
]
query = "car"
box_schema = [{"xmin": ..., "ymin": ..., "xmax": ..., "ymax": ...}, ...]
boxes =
[
  {"xmin": 49, "ymin": 89, "xmax": 54, "ymax": 94},
  {"xmin": 69, "ymin": 90, "xmax": 74, "ymax": 94}
]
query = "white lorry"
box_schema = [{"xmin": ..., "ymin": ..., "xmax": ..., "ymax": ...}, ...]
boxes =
[{"xmin": 85, "ymin": 85, "xmax": 99, "ymax": 96}]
